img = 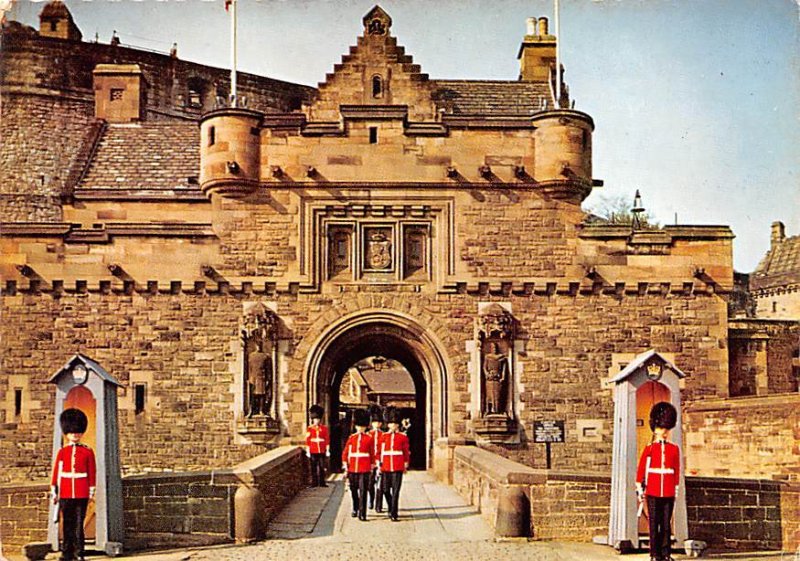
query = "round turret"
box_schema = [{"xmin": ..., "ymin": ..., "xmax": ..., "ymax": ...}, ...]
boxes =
[
  {"xmin": 199, "ymin": 108, "xmax": 262, "ymax": 198},
  {"xmin": 531, "ymin": 109, "xmax": 594, "ymax": 201}
]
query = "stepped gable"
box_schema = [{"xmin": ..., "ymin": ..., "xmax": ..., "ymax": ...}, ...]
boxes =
[
  {"xmin": 307, "ymin": 5, "xmax": 553, "ymax": 123},
  {"xmin": 751, "ymin": 231, "xmax": 800, "ymax": 291},
  {"xmin": 77, "ymin": 121, "xmax": 200, "ymax": 195},
  {"xmin": 307, "ymin": 5, "xmax": 437, "ymax": 122},
  {"xmin": 431, "ymin": 80, "xmax": 551, "ymax": 116}
]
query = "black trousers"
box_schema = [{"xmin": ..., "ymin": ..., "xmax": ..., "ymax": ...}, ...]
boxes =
[
  {"xmin": 646, "ymin": 495, "xmax": 675, "ymax": 559},
  {"xmin": 310, "ymin": 453, "xmax": 326, "ymax": 486},
  {"xmin": 60, "ymin": 498, "xmax": 89, "ymax": 560},
  {"xmin": 348, "ymin": 472, "xmax": 369, "ymax": 518},
  {"xmin": 368, "ymin": 467, "xmax": 383, "ymax": 509},
  {"xmin": 381, "ymin": 471, "xmax": 404, "ymax": 518}
]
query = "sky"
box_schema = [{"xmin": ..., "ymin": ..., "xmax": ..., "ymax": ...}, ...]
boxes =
[{"xmin": 5, "ymin": 0, "xmax": 799, "ymax": 272}]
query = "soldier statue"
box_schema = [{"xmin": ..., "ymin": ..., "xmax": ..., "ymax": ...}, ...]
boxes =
[
  {"xmin": 247, "ymin": 339, "xmax": 272, "ymax": 417},
  {"xmin": 482, "ymin": 341, "xmax": 508, "ymax": 415}
]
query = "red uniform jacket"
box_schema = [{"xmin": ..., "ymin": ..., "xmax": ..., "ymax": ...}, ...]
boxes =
[
  {"xmin": 636, "ymin": 440, "xmax": 680, "ymax": 498},
  {"xmin": 342, "ymin": 432, "xmax": 374, "ymax": 473},
  {"xmin": 51, "ymin": 443, "xmax": 96, "ymax": 499},
  {"xmin": 368, "ymin": 428, "xmax": 384, "ymax": 465},
  {"xmin": 378, "ymin": 431, "xmax": 410, "ymax": 473},
  {"xmin": 306, "ymin": 424, "xmax": 329, "ymax": 455}
]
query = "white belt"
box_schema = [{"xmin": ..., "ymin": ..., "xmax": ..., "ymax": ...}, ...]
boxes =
[
  {"xmin": 349, "ymin": 452, "xmax": 370, "ymax": 458},
  {"xmin": 60, "ymin": 472, "xmax": 88, "ymax": 479},
  {"xmin": 310, "ymin": 438, "xmax": 325, "ymax": 442},
  {"xmin": 647, "ymin": 468, "xmax": 675, "ymax": 475},
  {"xmin": 382, "ymin": 451, "xmax": 404, "ymax": 456}
]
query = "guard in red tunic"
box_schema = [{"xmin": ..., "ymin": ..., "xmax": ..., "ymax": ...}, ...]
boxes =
[
  {"xmin": 342, "ymin": 409, "xmax": 374, "ymax": 521},
  {"xmin": 51, "ymin": 408, "xmax": 96, "ymax": 561},
  {"xmin": 306, "ymin": 405, "xmax": 330, "ymax": 487},
  {"xmin": 379, "ymin": 407, "xmax": 410, "ymax": 521},
  {"xmin": 636, "ymin": 402, "xmax": 680, "ymax": 561},
  {"xmin": 367, "ymin": 407, "xmax": 385, "ymax": 512}
]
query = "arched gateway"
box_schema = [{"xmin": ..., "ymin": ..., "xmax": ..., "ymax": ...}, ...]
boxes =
[{"xmin": 304, "ymin": 310, "xmax": 449, "ymax": 470}]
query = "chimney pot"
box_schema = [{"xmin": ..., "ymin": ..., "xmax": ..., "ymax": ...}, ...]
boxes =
[
  {"xmin": 771, "ymin": 221, "xmax": 785, "ymax": 246},
  {"xmin": 538, "ymin": 17, "xmax": 549, "ymax": 36},
  {"xmin": 526, "ymin": 17, "xmax": 537, "ymax": 37}
]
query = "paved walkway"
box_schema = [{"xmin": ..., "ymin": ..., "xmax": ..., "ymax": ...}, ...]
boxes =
[{"xmin": 38, "ymin": 472, "xmax": 794, "ymax": 561}]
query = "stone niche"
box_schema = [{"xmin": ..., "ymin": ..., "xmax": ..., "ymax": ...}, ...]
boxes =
[{"xmin": 473, "ymin": 303, "xmax": 519, "ymax": 444}]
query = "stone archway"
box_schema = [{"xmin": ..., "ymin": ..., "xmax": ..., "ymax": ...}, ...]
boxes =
[{"xmin": 305, "ymin": 310, "xmax": 449, "ymax": 470}]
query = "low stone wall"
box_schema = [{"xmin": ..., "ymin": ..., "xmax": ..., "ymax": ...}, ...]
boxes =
[
  {"xmin": 125, "ymin": 445, "xmax": 306, "ymax": 550},
  {"xmin": 686, "ymin": 477, "xmax": 794, "ymax": 551},
  {"xmin": 0, "ymin": 483, "xmax": 50, "ymax": 555},
  {"xmin": 451, "ymin": 445, "xmax": 799, "ymax": 552},
  {"xmin": 0, "ymin": 446, "xmax": 307, "ymax": 557}
]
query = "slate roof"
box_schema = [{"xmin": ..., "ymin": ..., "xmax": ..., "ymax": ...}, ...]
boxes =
[
  {"xmin": 751, "ymin": 234, "xmax": 800, "ymax": 290},
  {"xmin": 360, "ymin": 368, "xmax": 415, "ymax": 395},
  {"xmin": 78, "ymin": 122, "xmax": 200, "ymax": 194},
  {"xmin": 432, "ymin": 80, "xmax": 552, "ymax": 116}
]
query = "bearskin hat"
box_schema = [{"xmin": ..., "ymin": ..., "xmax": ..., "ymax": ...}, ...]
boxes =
[
  {"xmin": 353, "ymin": 408, "xmax": 370, "ymax": 427},
  {"xmin": 368, "ymin": 404, "xmax": 384, "ymax": 423},
  {"xmin": 384, "ymin": 406, "xmax": 402, "ymax": 425},
  {"xmin": 60, "ymin": 408, "xmax": 88, "ymax": 434},
  {"xmin": 309, "ymin": 404, "xmax": 324, "ymax": 420},
  {"xmin": 649, "ymin": 401, "xmax": 677, "ymax": 431}
]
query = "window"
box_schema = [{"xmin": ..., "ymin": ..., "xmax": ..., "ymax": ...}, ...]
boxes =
[
  {"xmin": 772, "ymin": 302, "xmax": 778, "ymax": 313},
  {"xmin": 134, "ymin": 383, "xmax": 146, "ymax": 414},
  {"xmin": 369, "ymin": 127, "xmax": 378, "ymax": 144},
  {"xmin": 208, "ymin": 126, "xmax": 215, "ymax": 147},
  {"xmin": 14, "ymin": 388, "xmax": 22, "ymax": 419},
  {"xmin": 110, "ymin": 88, "xmax": 124, "ymax": 101},
  {"xmin": 372, "ymin": 75, "xmax": 383, "ymax": 98},
  {"xmin": 50, "ymin": 21, "xmax": 57, "ymax": 32}
]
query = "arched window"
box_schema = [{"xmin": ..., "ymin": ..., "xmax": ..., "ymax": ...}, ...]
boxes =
[{"xmin": 372, "ymin": 75, "xmax": 383, "ymax": 99}]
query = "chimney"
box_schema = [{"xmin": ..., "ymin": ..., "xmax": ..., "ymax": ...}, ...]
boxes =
[
  {"xmin": 771, "ymin": 221, "xmax": 785, "ymax": 247},
  {"xmin": 518, "ymin": 16, "xmax": 556, "ymax": 82},
  {"xmin": 93, "ymin": 64, "xmax": 146, "ymax": 123},
  {"xmin": 39, "ymin": 0, "xmax": 83, "ymax": 41}
]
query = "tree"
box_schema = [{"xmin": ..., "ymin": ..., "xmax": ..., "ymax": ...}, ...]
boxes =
[{"xmin": 584, "ymin": 193, "xmax": 660, "ymax": 229}]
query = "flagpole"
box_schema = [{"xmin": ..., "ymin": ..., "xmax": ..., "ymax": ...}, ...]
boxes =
[
  {"xmin": 554, "ymin": 0, "xmax": 561, "ymax": 108},
  {"xmin": 230, "ymin": 0, "xmax": 238, "ymax": 107}
]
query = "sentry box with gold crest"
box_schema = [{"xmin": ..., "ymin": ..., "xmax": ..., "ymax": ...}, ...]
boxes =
[
  {"xmin": 47, "ymin": 354, "xmax": 124, "ymax": 557},
  {"xmin": 606, "ymin": 349, "xmax": 690, "ymax": 553}
]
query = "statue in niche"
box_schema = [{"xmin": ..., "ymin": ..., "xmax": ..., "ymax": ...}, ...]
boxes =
[
  {"xmin": 247, "ymin": 338, "xmax": 272, "ymax": 417},
  {"xmin": 241, "ymin": 304, "xmax": 278, "ymax": 418},
  {"xmin": 478, "ymin": 304, "xmax": 515, "ymax": 418},
  {"xmin": 482, "ymin": 341, "xmax": 508, "ymax": 415}
]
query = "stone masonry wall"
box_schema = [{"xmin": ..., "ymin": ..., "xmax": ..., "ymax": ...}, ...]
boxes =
[
  {"xmin": 0, "ymin": 25, "xmax": 314, "ymax": 222},
  {"xmin": 0, "ymin": 482, "xmax": 50, "ymax": 555},
  {"xmin": 1, "ymin": 286, "xmax": 727, "ymax": 484},
  {"xmin": 684, "ymin": 394, "xmax": 800, "ymax": 482},
  {"xmin": 451, "ymin": 446, "xmax": 796, "ymax": 551},
  {"xmin": 0, "ymin": 447, "xmax": 307, "ymax": 557}
]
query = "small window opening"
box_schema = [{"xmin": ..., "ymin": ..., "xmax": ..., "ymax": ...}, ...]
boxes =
[
  {"xmin": 110, "ymin": 88, "xmax": 124, "ymax": 102},
  {"xmin": 208, "ymin": 126, "xmax": 215, "ymax": 146},
  {"xmin": 50, "ymin": 21, "xmax": 57, "ymax": 32},
  {"xmin": 369, "ymin": 127, "xmax": 378, "ymax": 144},
  {"xmin": 134, "ymin": 383, "xmax": 146, "ymax": 414},
  {"xmin": 372, "ymin": 75, "xmax": 383, "ymax": 98},
  {"xmin": 14, "ymin": 388, "xmax": 23, "ymax": 418},
  {"xmin": 772, "ymin": 301, "xmax": 777, "ymax": 313}
]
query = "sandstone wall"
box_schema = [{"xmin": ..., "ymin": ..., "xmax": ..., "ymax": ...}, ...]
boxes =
[
  {"xmin": 684, "ymin": 394, "xmax": 800, "ymax": 482},
  {"xmin": 0, "ymin": 286, "xmax": 728, "ymax": 484}
]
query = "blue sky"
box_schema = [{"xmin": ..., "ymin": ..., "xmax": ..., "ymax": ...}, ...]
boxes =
[{"xmin": 6, "ymin": 0, "xmax": 799, "ymax": 272}]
